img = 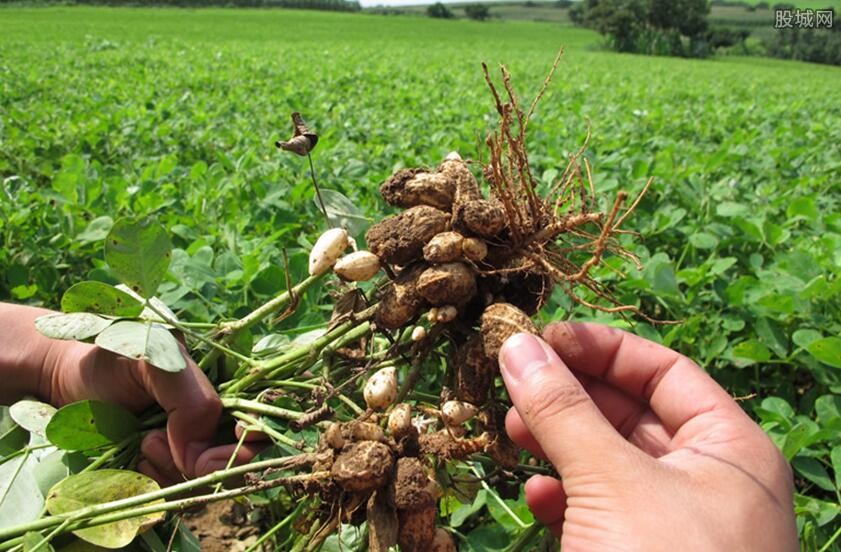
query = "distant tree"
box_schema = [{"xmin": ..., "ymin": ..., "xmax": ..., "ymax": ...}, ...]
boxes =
[
  {"xmin": 464, "ymin": 3, "xmax": 490, "ymax": 20},
  {"xmin": 554, "ymin": 0, "xmax": 573, "ymax": 7},
  {"xmin": 427, "ymin": 2, "xmax": 454, "ymax": 18},
  {"xmin": 574, "ymin": 0, "xmax": 710, "ymax": 55},
  {"xmin": 756, "ymin": 1, "xmax": 769, "ymax": 8}
]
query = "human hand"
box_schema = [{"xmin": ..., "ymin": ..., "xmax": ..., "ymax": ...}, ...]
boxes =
[
  {"xmin": 499, "ymin": 324, "xmax": 798, "ymax": 551},
  {"xmin": 41, "ymin": 339, "xmax": 261, "ymax": 486}
]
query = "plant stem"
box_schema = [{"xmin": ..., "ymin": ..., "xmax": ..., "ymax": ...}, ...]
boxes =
[
  {"xmin": 263, "ymin": 380, "xmax": 363, "ymax": 416},
  {"xmin": 244, "ymin": 501, "xmax": 307, "ymax": 552},
  {"xmin": 199, "ymin": 273, "xmax": 325, "ymax": 371},
  {"xmin": 144, "ymin": 300, "xmax": 256, "ymax": 367},
  {"xmin": 505, "ymin": 522, "xmax": 542, "ymax": 552},
  {"xmin": 222, "ymin": 310, "xmax": 373, "ymax": 395},
  {"xmin": 307, "ymin": 152, "xmax": 329, "ymax": 224},
  {"xmin": 230, "ymin": 411, "xmax": 305, "ymax": 451},
  {"xmin": 0, "ymin": 473, "xmax": 329, "ymax": 552},
  {"xmin": 220, "ymin": 397, "xmax": 303, "ymax": 421},
  {"xmin": 469, "ymin": 462, "xmax": 528, "ymax": 529},
  {"xmin": 819, "ymin": 523, "xmax": 841, "ymax": 552},
  {"xmin": 0, "ymin": 454, "xmax": 316, "ymax": 542}
]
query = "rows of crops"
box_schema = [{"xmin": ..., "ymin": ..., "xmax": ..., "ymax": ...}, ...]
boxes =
[{"xmin": 1, "ymin": 6, "xmax": 840, "ymax": 549}]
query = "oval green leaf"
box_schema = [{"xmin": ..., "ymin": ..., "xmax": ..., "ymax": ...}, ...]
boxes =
[
  {"xmin": 10, "ymin": 400, "xmax": 57, "ymax": 437},
  {"xmin": 94, "ymin": 321, "xmax": 186, "ymax": 372},
  {"xmin": 61, "ymin": 282, "xmax": 144, "ymax": 317},
  {"xmin": 0, "ymin": 406, "xmax": 28, "ymax": 458},
  {"xmin": 46, "ymin": 470, "xmax": 163, "ymax": 549},
  {"xmin": 105, "ymin": 217, "xmax": 173, "ymax": 299},
  {"xmin": 805, "ymin": 337, "xmax": 841, "ymax": 369},
  {"xmin": 35, "ymin": 313, "xmax": 112, "ymax": 341},
  {"xmin": 0, "ymin": 453, "xmax": 44, "ymax": 527},
  {"xmin": 22, "ymin": 531, "xmax": 56, "ymax": 552},
  {"xmin": 46, "ymin": 400, "xmax": 140, "ymax": 451}
]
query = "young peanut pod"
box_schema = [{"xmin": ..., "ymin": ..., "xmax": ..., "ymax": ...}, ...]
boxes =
[
  {"xmin": 364, "ymin": 367, "xmax": 398, "ymax": 410},
  {"xmin": 441, "ymin": 400, "xmax": 479, "ymax": 426},
  {"xmin": 411, "ymin": 326, "xmax": 427, "ymax": 342},
  {"xmin": 388, "ymin": 403, "xmax": 414, "ymax": 438},
  {"xmin": 334, "ymin": 250, "xmax": 381, "ymax": 281},
  {"xmin": 309, "ymin": 228, "xmax": 350, "ymax": 276}
]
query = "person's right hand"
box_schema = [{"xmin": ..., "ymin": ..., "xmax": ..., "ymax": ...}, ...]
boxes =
[{"xmin": 499, "ymin": 323, "xmax": 798, "ymax": 552}]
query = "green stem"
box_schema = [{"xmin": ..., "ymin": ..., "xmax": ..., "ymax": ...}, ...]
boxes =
[
  {"xmin": 198, "ymin": 273, "xmax": 325, "ymax": 371},
  {"xmin": 244, "ymin": 501, "xmax": 307, "ymax": 552},
  {"xmin": 81, "ymin": 435, "xmax": 136, "ymax": 474},
  {"xmin": 262, "ymin": 380, "xmax": 364, "ymax": 416},
  {"xmin": 222, "ymin": 312, "xmax": 373, "ymax": 395},
  {"xmin": 470, "ymin": 463, "xmax": 528, "ymax": 529},
  {"xmin": 0, "ymin": 454, "xmax": 316, "ymax": 542},
  {"xmin": 0, "ymin": 473, "xmax": 329, "ymax": 552},
  {"xmin": 230, "ymin": 411, "xmax": 306, "ymax": 451},
  {"xmin": 505, "ymin": 522, "xmax": 542, "ymax": 552},
  {"xmin": 819, "ymin": 523, "xmax": 841, "ymax": 552},
  {"xmin": 144, "ymin": 301, "xmax": 256, "ymax": 367},
  {"xmin": 221, "ymin": 397, "xmax": 303, "ymax": 421}
]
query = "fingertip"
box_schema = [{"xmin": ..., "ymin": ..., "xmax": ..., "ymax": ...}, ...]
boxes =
[{"xmin": 524, "ymin": 475, "xmax": 567, "ymax": 537}]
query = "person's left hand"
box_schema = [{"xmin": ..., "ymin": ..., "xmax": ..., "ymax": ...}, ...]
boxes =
[{"xmin": 41, "ymin": 340, "xmax": 261, "ymax": 486}]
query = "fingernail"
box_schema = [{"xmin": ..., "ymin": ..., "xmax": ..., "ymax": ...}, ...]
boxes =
[{"xmin": 500, "ymin": 333, "xmax": 549, "ymax": 384}]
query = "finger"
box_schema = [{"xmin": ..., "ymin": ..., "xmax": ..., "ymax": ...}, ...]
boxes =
[
  {"xmin": 194, "ymin": 443, "xmax": 265, "ymax": 477},
  {"xmin": 524, "ymin": 475, "xmax": 566, "ymax": 537},
  {"xmin": 131, "ymin": 346, "xmax": 222, "ymax": 478},
  {"xmin": 138, "ymin": 459, "xmax": 177, "ymax": 488},
  {"xmin": 505, "ymin": 407, "xmax": 548, "ymax": 461},
  {"xmin": 543, "ymin": 323, "xmax": 741, "ymax": 434},
  {"xmin": 507, "ymin": 386, "xmax": 674, "ymax": 458},
  {"xmin": 140, "ymin": 430, "xmax": 181, "ymax": 483},
  {"xmin": 499, "ymin": 333, "xmax": 634, "ymax": 476}
]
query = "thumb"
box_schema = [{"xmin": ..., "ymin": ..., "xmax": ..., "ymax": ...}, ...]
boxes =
[{"xmin": 499, "ymin": 332, "xmax": 629, "ymax": 476}]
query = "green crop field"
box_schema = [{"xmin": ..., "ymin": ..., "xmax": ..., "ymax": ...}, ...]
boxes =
[{"xmin": 1, "ymin": 6, "xmax": 840, "ymax": 551}]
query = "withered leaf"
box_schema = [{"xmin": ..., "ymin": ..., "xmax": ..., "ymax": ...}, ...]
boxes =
[{"xmin": 275, "ymin": 112, "xmax": 318, "ymax": 156}]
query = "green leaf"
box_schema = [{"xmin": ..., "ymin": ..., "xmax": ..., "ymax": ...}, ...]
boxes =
[
  {"xmin": 105, "ymin": 217, "xmax": 173, "ymax": 298},
  {"xmin": 34, "ymin": 313, "xmax": 112, "ymax": 341},
  {"xmin": 831, "ymin": 446, "xmax": 841, "ymax": 490},
  {"xmin": 782, "ymin": 422, "xmax": 818, "ymax": 460},
  {"xmin": 61, "ymin": 281, "xmax": 144, "ymax": 317},
  {"xmin": 716, "ymin": 202, "xmax": 748, "ymax": 217},
  {"xmin": 76, "ymin": 216, "xmax": 114, "ymax": 244},
  {"xmin": 450, "ymin": 489, "xmax": 487, "ymax": 528},
  {"xmin": 34, "ymin": 450, "xmax": 89, "ymax": 496},
  {"xmin": 46, "ymin": 470, "xmax": 163, "ymax": 548},
  {"xmin": 792, "ymin": 457, "xmax": 835, "ymax": 492},
  {"xmin": 318, "ymin": 188, "xmax": 370, "ymax": 237},
  {"xmin": 94, "ymin": 321, "xmax": 186, "ymax": 372},
  {"xmin": 465, "ymin": 523, "xmax": 510, "ymax": 552},
  {"xmin": 486, "ymin": 495, "xmax": 534, "ymax": 533},
  {"xmin": 10, "ymin": 400, "xmax": 57, "ymax": 437},
  {"xmin": 0, "ymin": 453, "xmax": 44, "ymax": 527},
  {"xmin": 793, "ymin": 329, "xmax": 823, "ymax": 349},
  {"xmin": 805, "ymin": 337, "xmax": 841, "ymax": 368},
  {"xmin": 0, "ymin": 406, "xmax": 28, "ymax": 458},
  {"xmin": 22, "ymin": 531, "xmax": 55, "ymax": 552},
  {"xmin": 688, "ymin": 232, "xmax": 718, "ymax": 249},
  {"xmin": 815, "ymin": 395, "xmax": 841, "ymax": 430},
  {"xmin": 46, "ymin": 400, "xmax": 140, "ymax": 451},
  {"xmin": 731, "ymin": 340, "xmax": 771, "ymax": 366},
  {"xmin": 12, "ymin": 284, "xmax": 39, "ymax": 300}
]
